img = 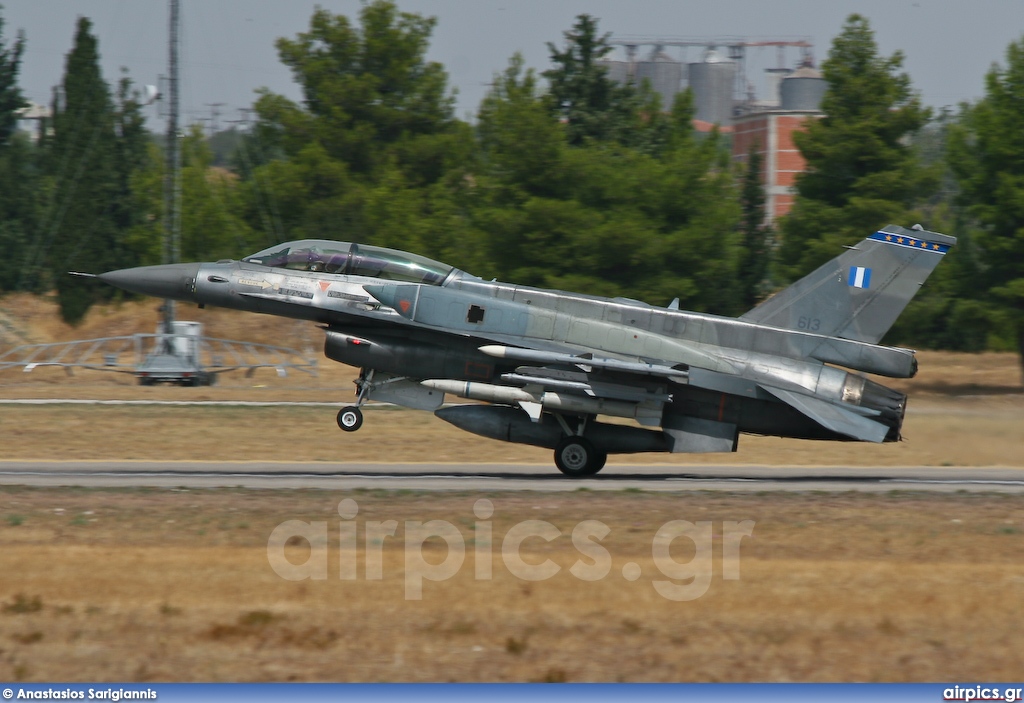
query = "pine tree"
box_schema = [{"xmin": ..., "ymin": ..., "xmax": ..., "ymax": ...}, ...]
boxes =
[
  {"xmin": 948, "ymin": 35, "xmax": 1024, "ymax": 380},
  {"xmin": 0, "ymin": 9, "xmax": 37, "ymax": 292},
  {"xmin": 542, "ymin": 14, "xmax": 642, "ymax": 146},
  {"xmin": 473, "ymin": 52, "xmax": 742, "ymax": 311},
  {"xmin": 0, "ymin": 9, "xmax": 25, "ymax": 146},
  {"xmin": 737, "ymin": 145, "xmax": 771, "ymax": 309},
  {"xmin": 109, "ymin": 72, "xmax": 154, "ymax": 270},
  {"xmin": 776, "ymin": 14, "xmax": 933, "ymax": 281},
  {"xmin": 246, "ymin": 1, "xmax": 464, "ymax": 247},
  {"xmin": 47, "ymin": 17, "xmax": 119, "ymax": 323},
  {"xmin": 0, "ymin": 133, "xmax": 39, "ymax": 291}
]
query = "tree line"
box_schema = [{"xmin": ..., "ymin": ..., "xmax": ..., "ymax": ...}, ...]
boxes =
[{"xmin": 0, "ymin": 4, "xmax": 1022, "ymax": 372}]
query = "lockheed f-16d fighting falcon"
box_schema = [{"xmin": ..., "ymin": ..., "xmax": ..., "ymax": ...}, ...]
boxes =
[{"xmin": 98, "ymin": 224, "xmax": 955, "ymax": 476}]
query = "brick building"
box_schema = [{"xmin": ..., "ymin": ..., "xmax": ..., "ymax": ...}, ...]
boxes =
[
  {"xmin": 731, "ymin": 64, "xmax": 826, "ymax": 224},
  {"xmin": 732, "ymin": 109, "xmax": 822, "ymax": 224}
]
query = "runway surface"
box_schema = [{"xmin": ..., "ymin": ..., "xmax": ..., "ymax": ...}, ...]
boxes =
[{"xmin": 1, "ymin": 461, "xmax": 1023, "ymax": 492}]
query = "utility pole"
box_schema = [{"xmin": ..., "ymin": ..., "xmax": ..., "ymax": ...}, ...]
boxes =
[
  {"xmin": 161, "ymin": 0, "xmax": 181, "ymax": 336},
  {"xmin": 205, "ymin": 102, "xmax": 225, "ymax": 136}
]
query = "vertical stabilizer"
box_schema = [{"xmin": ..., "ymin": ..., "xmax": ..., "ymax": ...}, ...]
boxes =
[{"xmin": 741, "ymin": 225, "xmax": 956, "ymax": 344}]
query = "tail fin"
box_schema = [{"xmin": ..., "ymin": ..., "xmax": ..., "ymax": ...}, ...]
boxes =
[{"xmin": 741, "ymin": 225, "xmax": 956, "ymax": 344}]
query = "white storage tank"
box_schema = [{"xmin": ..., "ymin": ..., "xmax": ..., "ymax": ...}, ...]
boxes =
[
  {"xmin": 688, "ymin": 48, "xmax": 737, "ymax": 125},
  {"xmin": 780, "ymin": 64, "xmax": 827, "ymax": 111}
]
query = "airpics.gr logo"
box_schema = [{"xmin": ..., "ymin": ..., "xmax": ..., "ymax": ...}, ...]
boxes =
[
  {"xmin": 943, "ymin": 684, "xmax": 1023, "ymax": 702},
  {"xmin": 266, "ymin": 498, "xmax": 755, "ymax": 601}
]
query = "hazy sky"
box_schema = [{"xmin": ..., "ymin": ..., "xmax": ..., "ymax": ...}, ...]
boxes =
[{"xmin": 4, "ymin": 0, "xmax": 1023, "ymax": 129}]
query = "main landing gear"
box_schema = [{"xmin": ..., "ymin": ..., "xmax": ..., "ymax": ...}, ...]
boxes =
[
  {"xmin": 554, "ymin": 436, "xmax": 607, "ymax": 477},
  {"xmin": 335, "ymin": 369, "xmax": 610, "ymax": 477},
  {"xmin": 551, "ymin": 413, "xmax": 607, "ymax": 477}
]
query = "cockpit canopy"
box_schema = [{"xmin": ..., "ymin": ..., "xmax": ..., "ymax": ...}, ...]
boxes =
[{"xmin": 241, "ymin": 240, "xmax": 455, "ymax": 286}]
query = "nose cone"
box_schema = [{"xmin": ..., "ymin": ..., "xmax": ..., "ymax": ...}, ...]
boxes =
[{"xmin": 99, "ymin": 262, "xmax": 201, "ymax": 301}]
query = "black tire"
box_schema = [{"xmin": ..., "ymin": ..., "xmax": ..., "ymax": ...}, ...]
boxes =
[
  {"xmin": 337, "ymin": 406, "xmax": 363, "ymax": 432},
  {"xmin": 554, "ymin": 437, "xmax": 601, "ymax": 477},
  {"xmin": 592, "ymin": 451, "xmax": 608, "ymax": 473}
]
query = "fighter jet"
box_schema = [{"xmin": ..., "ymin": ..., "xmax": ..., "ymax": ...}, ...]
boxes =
[{"xmin": 99, "ymin": 224, "xmax": 955, "ymax": 476}]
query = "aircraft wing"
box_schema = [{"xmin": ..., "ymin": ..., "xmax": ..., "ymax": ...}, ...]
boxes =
[{"xmin": 758, "ymin": 385, "xmax": 890, "ymax": 443}]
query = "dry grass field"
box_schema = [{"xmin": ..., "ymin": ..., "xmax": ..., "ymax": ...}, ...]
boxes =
[
  {"xmin": 1, "ymin": 489, "xmax": 1024, "ymax": 682},
  {"xmin": 1, "ymin": 293, "xmax": 1023, "ymax": 682}
]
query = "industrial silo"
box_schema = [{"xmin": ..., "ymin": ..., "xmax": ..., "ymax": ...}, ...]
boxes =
[
  {"xmin": 635, "ymin": 47, "xmax": 682, "ymax": 110},
  {"xmin": 688, "ymin": 48, "xmax": 737, "ymax": 125},
  {"xmin": 761, "ymin": 68, "xmax": 791, "ymax": 108},
  {"xmin": 780, "ymin": 64, "xmax": 826, "ymax": 111},
  {"xmin": 597, "ymin": 59, "xmax": 631, "ymax": 86}
]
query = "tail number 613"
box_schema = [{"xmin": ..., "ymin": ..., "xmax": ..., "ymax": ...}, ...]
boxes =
[{"xmin": 797, "ymin": 316, "xmax": 821, "ymax": 331}]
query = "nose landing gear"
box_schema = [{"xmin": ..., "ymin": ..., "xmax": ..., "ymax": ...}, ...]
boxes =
[
  {"xmin": 337, "ymin": 406, "xmax": 363, "ymax": 432},
  {"xmin": 337, "ymin": 368, "xmax": 374, "ymax": 433}
]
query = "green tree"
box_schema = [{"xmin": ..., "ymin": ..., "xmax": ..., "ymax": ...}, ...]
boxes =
[
  {"xmin": 644, "ymin": 101, "xmax": 743, "ymax": 314},
  {"xmin": 948, "ymin": 35, "xmax": 1024, "ymax": 379},
  {"xmin": 46, "ymin": 17, "xmax": 119, "ymax": 322},
  {"xmin": 474, "ymin": 56, "xmax": 742, "ymax": 311},
  {"xmin": 471, "ymin": 53, "xmax": 569, "ymax": 278},
  {"xmin": 0, "ymin": 8, "xmax": 25, "ymax": 145},
  {"xmin": 885, "ymin": 212, "xmax": 991, "ymax": 352},
  {"xmin": 0, "ymin": 8, "xmax": 35, "ymax": 291},
  {"xmin": 542, "ymin": 14, "xmax": 646, "ymax": 147},
  {"xmin": 884, "ymin": 113, "xmax": 991, "ymax": 353},
  {"xmin": 275, "ymin": 1, "xmax": 454, "ymax": 172},
  {"xmin": 208, "ymin": 127, "xmax": 243, "ymax": 168},
  {"xmin": 130, "ymin": 127, "xmax": 256, "ymax": 265},
  {"xmin": 477, "ymin": 54, "xmax": 564, "ymax": 201},
  {"xmin": 109, "ymin": 73, "xmax": 152, "ymax": 269},
  {"xmin": 45, "ymin": 18, "xmax": 149, "ymax": 322},
  {"xmin": 244, "ymin": 1, "xmax": 465, "ymax": 250},
  {"xmin": 777, "ymin": 14, "xmax": 934, "ymax": 282},
  {"xmin": 736, "ymin": 144, "xmax": 771, "ymax": 309},
  {"xmin": 180, "ymin": 131, "xmax": 256, "ymax": 261},
  {"xmin": 0, "ymin": 132, "xmax": 41, "ymax": 291}
]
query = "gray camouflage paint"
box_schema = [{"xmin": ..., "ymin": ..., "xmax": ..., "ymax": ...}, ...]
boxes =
[{"xmin": 100, "ymin": 224, "xmax": 954, "ymax": 452}]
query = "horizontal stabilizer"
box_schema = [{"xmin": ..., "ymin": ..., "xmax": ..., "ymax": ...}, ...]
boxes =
[{"xmin": 760, "ymin": 385, "xmax": 890, "ymax": 443}]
